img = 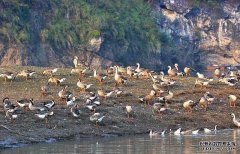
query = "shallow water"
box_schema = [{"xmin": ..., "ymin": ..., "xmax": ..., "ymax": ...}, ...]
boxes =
[{"xmin": 2, "ymin": 129, "xmax": 240, "ymax": 154}]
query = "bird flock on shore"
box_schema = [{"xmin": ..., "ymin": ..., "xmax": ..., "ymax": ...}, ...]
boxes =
[{"xmin": 1, "ymin": 56, "xmax": 240, "ymax": 134}]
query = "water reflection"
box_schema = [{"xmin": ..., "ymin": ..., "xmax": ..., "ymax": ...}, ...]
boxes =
[{"xmin": 2, "ymin": 129, "xmax": 240, "ymax": 154}]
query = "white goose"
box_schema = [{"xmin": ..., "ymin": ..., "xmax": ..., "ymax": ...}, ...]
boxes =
[
  {"xmin": 192, "ymin": 129, "xmax": 199, "ymax": 135},
  {"xmin": 204, "ymin": 125, "xmax": 217, "ymax": 133},
  {"xmin": 135, "ymin": 63, "xmax": 143, "ymax": 73},
  {"xmin": 196, "ymin": 72, "xmax": 205, "ymax": 79},
  {"xmin": 161, "ymin": 129, "xmax": 167, "ymax": 136},
  {"xmin": 231, "ymin": 113, "xmax": 240, "ymax": 127},
  {"xmin": 126, "ymin": 105, "xmax": 133, "ymax": 118},
  {"xmin": 90, "ymin": 113, "xmax": 105, "ymax": 127},
  {"xmin": 174, "ymin": 128, "xmax": 181, "ymax": 135},
  {"xmin": 149, "ymin": 129, "xmax": 160, "ymax": 137}
]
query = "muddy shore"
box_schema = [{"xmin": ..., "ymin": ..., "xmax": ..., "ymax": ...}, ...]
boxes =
[{"xmin": 0, "ymin": 66, "xmax": 239, "ymax": 149}]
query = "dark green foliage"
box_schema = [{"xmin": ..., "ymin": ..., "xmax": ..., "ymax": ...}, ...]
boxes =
[
  {"xmin": 98, "ymin": 0, "xmax": 161, "ymax": 61},
  {"xmin": 0, "ymin": 0, "xmax": 163, "ymax": 56},
  {"xmin": 0, "ymin": 0, "xmax": 31, "ymax": 45},
  {"xmin": 192, "ymin": 0, "xmax": 221, "ymax": 9}
]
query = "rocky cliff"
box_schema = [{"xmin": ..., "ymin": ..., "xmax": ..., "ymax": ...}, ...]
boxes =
[{"xmin": 155, "ymin": 0, "xmax": 240, "ymax": 69}]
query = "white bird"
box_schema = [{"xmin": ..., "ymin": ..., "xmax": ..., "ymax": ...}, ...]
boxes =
[
  {"xmin": 135, "ymin": 63, "xmax": 143, "ymax": 73},
  {"xmin": 86, "ymin": 92, "xmax": 98, "ymax": 104},
  {"xmin": 204, "ymin": 125, "xmax": 217, "ymax": 133},
  {"xmin": 86, "ymin": 105, "xmax": 96, "ymax": 113},
  {"xmin": 152, "ymin": 83, "xmax": 160, "ymax": 91},
  {"xmin": 126, "ymin": 105, "xmax": 133, "ymax": 118},
  {"xmin": 149, "ymin": 129, "xmax": 159, "ymax": 137},
  {"xmin": 70, "ymin": 105, "xmax": 81, "ymax": 118},
  {"xmin": 5, "ymin": 110, "xmax": 19, "ymax": 120},
  {"xmin": 73, "ymin": 56, "xmax": 80, "ymax": 68},
  {"xmin": 177, "ymin": 72, "xmax": 184, "ymax": 77},
  {"xmin": 192, "ymin": 129, "xmax": 199, "ymax": 135},
  {"xmin": 181, "ymin": 129, "xmax": 192, "ymax": 135},
  {"xmin": 17, "ymin": 98, "xmax": 32, "ymax": 110},
  {"xmin": 51, "ymin": 68, "xmax": 58, "ymax": 74},
  {"xmin": 228, "ymin": 95, "xmax": 237, "ymax": 107},
  {"xmin": 161, "ymin": 129, "xmax": 167, "ymax": 136},
  {"xmin": 196, "ymin": 72, "xmax": 205, "ymax": 79},
  {"xmin": 92, "ymin": 100, "xmax": 101, "ymax": 106},
  {"xmin": 66, "ymin": 95, "xmax": 76, "ymax": 106},
  {"xmin": 90, "ymin": 113, "xmax": 105, "ymax": 127},
  {"xmin": 203, "ymin": 128, "xmax": 211, "ymax": 133},
  {"xmin": 0, "ymin": 72, "xmax": 15, "ymax": 82},
  {"xmin": 159, "ymin": 107, "xmax": 167, "ymax": 113},
  {"xmin": 219, "ymin": 77, "xmax": 238, "ymax": 87},
  {"xmin": 28, "ymin": 100, "xmax": 46, "ymax": 111},
  {"xmin": 174, "ymin": 128, "xmax": 181, "ymax": 135},
  {"xmin": 43, "ymin": 100, "xmax": 55, "ymax": 109},
  {"xmin": 231, "ymin": 113, "xmax": 240, "ymax": 127},
  {"xmin": 35, "ymin": 111, "xmax": 54, "ymax": 123}
]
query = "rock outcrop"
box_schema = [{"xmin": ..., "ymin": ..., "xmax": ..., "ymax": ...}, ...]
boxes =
[{"xmin": 156, "ymin": 0, "xmax": 240, "ymax": 67}]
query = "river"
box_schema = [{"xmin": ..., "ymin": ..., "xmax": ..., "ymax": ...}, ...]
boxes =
[{"xmin": 1, "ymin": 129, "xmax": 239, "ymax": 154}]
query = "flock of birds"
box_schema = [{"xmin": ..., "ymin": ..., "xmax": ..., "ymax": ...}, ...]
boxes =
[
  {"xmin": 1, "ymin": 56, "xmax": 240, "ymax": 134},
  {"xmin": 149, "ymin": 125, "xmax": 218, "ymax": 137}
]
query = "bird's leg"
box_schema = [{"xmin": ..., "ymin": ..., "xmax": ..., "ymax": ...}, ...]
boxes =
[
  {"xmin": 23, "ymin": 106, "xmax": 28, "ymax": 112},
  {"xmin": 144, "ymin": 101, "xmax": 147, "ymax": 107},
  {"xmin": 96, "ymin": 122, "xmax": 99, "ymax": 128},
  {"xmin": 205, "ymin": 105, "xmax": 208, "ymax": 111},
  {"xmin": 148, "ymin": 101, "xmax": 151, "ymax": 106},
  {"xmin": 45, "ymin": 118, "xmax": 48, "ymax": 124},
  {"xmin": 10, "ymin": 79, "xmax": 13, "ymax": 85},
  {"xmin": 189, "ymin": 107, "xmax": 192, "ymax": 113}
]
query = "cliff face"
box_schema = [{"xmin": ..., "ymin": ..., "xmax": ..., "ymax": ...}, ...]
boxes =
[
  {"xmin": 0, "ymin": 0, "xmax": 239, "ymax": 70},
  {"xmin": 156, "ymin": 0, "xmax": 240, "ymax": 68}
]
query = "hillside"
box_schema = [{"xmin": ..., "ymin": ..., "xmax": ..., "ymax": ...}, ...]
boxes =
[
  {"xmin": 156, "ymin": 0, "xmax": 240, "ymax": 68},
  {"xmin": 0, "ymin": 0, "xmax": 161, "ymax": 68},
  {"xmin": 0, "ymin": 0, "xmax": 239, "ymax": 70}
]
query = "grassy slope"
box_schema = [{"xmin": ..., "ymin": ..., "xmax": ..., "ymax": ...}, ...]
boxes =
[{"xmin": 0, "ymin": 66, "xmax": 239, "ymax": 147}]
